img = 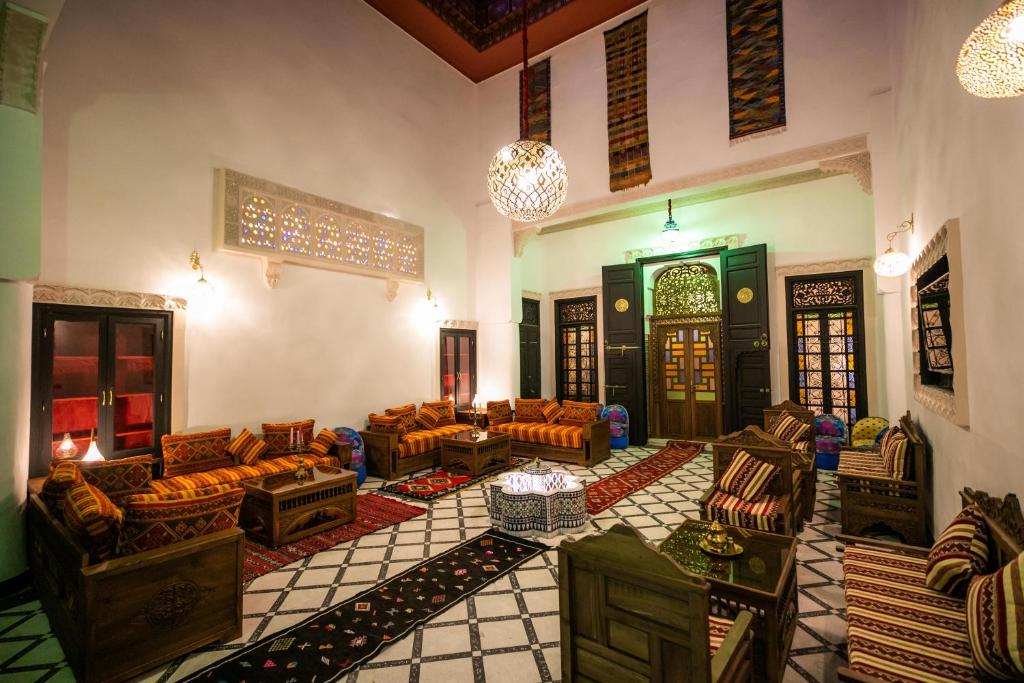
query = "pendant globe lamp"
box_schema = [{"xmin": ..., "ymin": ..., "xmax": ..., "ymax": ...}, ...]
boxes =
[
  {"xmin": 957, "ymin": 0, "xmax": 1024, "ymax": 97},
  {"xmin": 487, "ymin": 1, "xmax": 568, "ymax": 223},
  {"xmin": 660, "ymin": 199, "xmax": 685, "ymax": 248}
]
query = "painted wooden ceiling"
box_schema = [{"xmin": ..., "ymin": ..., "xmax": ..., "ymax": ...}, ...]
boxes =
[{"xmin": 363, "ymin": 0, "xmax": 648, "ymax": 82}]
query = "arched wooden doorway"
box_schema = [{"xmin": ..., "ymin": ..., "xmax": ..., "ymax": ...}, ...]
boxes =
[{"xmin": 649, "ymin": 264, "xmax": 724, "ymax": 440}]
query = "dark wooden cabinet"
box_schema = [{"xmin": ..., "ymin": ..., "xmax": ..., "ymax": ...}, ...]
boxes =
[
  {"xmin": 439, "ymin": 328, "xmax": 476, "ymax": 409},
  {"xmin": 519, "ymin": 298, "xmax": 541, "ymax": 399},
  {"xmin": 30, "ymin": 304, "xmax": 172, "ymax": 477}
]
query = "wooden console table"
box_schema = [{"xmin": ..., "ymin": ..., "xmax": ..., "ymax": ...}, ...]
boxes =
[
  {"xmin": 241, "ymin": 464, "xmax": 356, "ymax": 547},
  {"xmin": 441, "ymin": 430, "xmax": 510, "ymax": 477}
]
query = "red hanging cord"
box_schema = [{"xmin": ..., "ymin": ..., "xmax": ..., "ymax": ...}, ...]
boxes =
[{"xmin": 521, "ymin": 0, "xmax": 529, "ymax": 138}]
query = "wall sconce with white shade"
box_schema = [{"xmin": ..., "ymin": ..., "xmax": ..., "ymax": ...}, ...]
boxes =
[
  {"xmin": 957, "ymin": 0, "xmax": 1024, "ymax": 97},
  {"xmin": 189, "ymin": 249, "xmax": 214, "ymax": 300},
  {"xmin": 426, "ymin": 288, "xmax": 443, "ymax": 324},
  {"xmin": 874, "ymin": 214, "xmax": 915, "ymax": 277},
  {"xmin": 660, "ymin": 198, "xmax": 685, "ymax": 249}
]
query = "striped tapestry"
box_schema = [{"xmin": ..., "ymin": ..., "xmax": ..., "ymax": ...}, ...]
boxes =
[
  {"xmin": 726, "ymin": 0, "xmax": 786, "ymax": 142},
  {"xmin": 604, "ymin": 12, "xmax": 651, "ymax": 192},
  {"xmin": 519, "ymin": 58, "xmax": 551, "ymax": 144}
]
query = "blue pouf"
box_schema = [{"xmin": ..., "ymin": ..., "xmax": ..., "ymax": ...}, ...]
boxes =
[
  {"xmin": 816, "ymin": 452, "xmax": 840, "ymax": 471},
  {"xmin": 353, "ymin": 463, "xmax": 367, "ymax": 486},
  {"xmin": 601, "ymin": 404, "xmax": 630, "ymax": 450},
  {"xmin": 333, "ymin": 427, "xmax": 366, "ymax": 486}
]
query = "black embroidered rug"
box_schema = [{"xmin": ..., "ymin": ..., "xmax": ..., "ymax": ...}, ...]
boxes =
[{"xmin": 184, "ymin": 529, "xmax": 548, "ymax": 682}]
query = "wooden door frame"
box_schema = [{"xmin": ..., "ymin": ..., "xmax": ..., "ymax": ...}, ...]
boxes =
[
  {"xmin": 648, "ymin": 315, "xmax": 723, "ymax": 439},
  {"xmin": 554, "ymin": 296, "xmax": 598, "ymax": 403},
  {"xmin": 519, "ymin": 298, "xmax": 541, "ymax": 398}
]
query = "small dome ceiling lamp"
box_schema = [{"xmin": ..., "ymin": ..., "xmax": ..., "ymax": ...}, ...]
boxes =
[
  {"xmin": 874, "ymin": 214, "xmax": 915, "ymax": 278},
  {"xmin": 660, "ymin": 198, "xmax": 685, "ymax": 248},
  {"xmin": 957, "ymin": 0, "xmax": 1024, "ymax": 97},
  {"xmin": 487, "ymin": 1, "xmax": 568, "ymax": 223}
]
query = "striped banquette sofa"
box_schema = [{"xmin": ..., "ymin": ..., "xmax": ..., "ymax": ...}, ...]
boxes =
[
  {"xmin": 763, "ymin": 400, "xmax": 817, "ymax": 523},
  {"xmin": 839, "ymin": 488, "xmax": 1024, "ymax": 683},
  {"xmin": 360, "ymin": 400, "xmax": 474, "ymax": 480},
  {"xmin": 486, "ymin": 398, "xmax": 610, "ymax": 467}
]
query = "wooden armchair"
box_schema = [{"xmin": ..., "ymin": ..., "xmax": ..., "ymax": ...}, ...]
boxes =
[
  {"xmin": 836, "ymin": 411, "xmax": 930, "ymax": 546},
  {"xmin": 701, "ymin": 427, "xmax": 802, "ymax": 536},
  {"xmin": 762, "ymin": 400, "xmax": 816, "ymax": 522},
  {"xmin": 559, "ymin": 524, "xmax": 753, "ymax": 682}
]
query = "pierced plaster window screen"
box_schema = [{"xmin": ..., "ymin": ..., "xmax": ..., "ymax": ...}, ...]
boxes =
[{"xmin": 216, "ymin": 168, "xmax": 425, "ymax": 283}]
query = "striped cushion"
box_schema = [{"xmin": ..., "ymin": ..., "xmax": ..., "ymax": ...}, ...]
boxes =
[
  {"xmin": 884, "ymin": 432, "xmax": 911, "ymax": 480},
  {"xmin": 489, "ymin": 421, "xmax": 584, "ymax": 449},
  {"xmin": 416, "ymin": 405, "xmax": 443, "ymax": 430},
  {"xmin": 838, "ymin": 449, "xmax": 891, "ymax": 479},
  {"xmin": 40, "ymin": 461, "xmax": 84, "ymax": 522},
  {"xmin": 514, "ymin": 398, "xmax": 548, "ymax": 423},
  {"xmin": 844, "ymin": 545, "xmax": 977, "ymax": 682},
  {"xmin": 770, "ymin": 413, "xmax": 811, "ymax": 444},
  {"xmin": 966, "ymin": 551, "xmax": 1024, "ymax": 680},
  {"xmin": 368, "ymin": 413, "xmax": 404, "ymax": 435},
  {"xmin": 397, "ymin": 424, "xmax": 474, "ymax": 458},
  {"xmin": 64, "ymin": 481, "xmax": 123, "ymax": 563},
  {"xmin": 262, "ymin": 419, "xmax": 315, "ymax": 454},
  {"xmin": 926, "ymin": 506, "xmax": 991, "ymax": 596},
  {"xmin": 309, "ymin": 428, "xmax": 336, "ymax": 457},
  {"xmin": 708, "ymin": 615, "xmax": 734, "ymax": 655},
  {"xmin": 560, "ymin": 400, "xmax": 600, "ymax": 426},
  {"xmin": 150, "ymin": 454, "xmax": 340, "ymax": 493},
  {"xmin": 226, "ymin": 428, "xmax": 268, "ymax": 465},
  {"xmin": 77, "ymin": 455, "xmax": 154, "ymax": 504},
  {"xmin": 486, "ymin": 400, "xmax": 513, "ymax": 426},
  {"xmin": 879, "ymin": 426, "xmax": 903, "ymax": 471},
  {"xmin": 718, "ymin": 450, "xmax": 779, "ymax": 502},
  {"xmin": 161, "ymin": 427, "xmax": 233, "ymax": 478},
  {"xmin": 542, "ymin": 400, "xmax": 563, "ymax": 424},
  {"xmin": 421, "ymin": 400, "xmax": 456, "ymax": 426},
  {"xmin": 117, "ymin": 484, "xmax": 244, "ymax": 556},
  {"xmin": 385, "ymin": 404, "xmax": 419, "ymax": 434},
  {"xmin": 702, "ymin": 489, "xmax": 785, "ymax": 533}
]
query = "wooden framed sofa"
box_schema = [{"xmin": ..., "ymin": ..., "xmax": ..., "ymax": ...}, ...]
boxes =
[
  {"xmin": 701, "ymin": 427, "xmax": 804, "ymax": 536},
  {"xmin": 487, "ymin": 398, "xmax": 611, "ymax": 467},
  {"xmin": 360, "ymin": 400, "xmax": 474, "ymax": 480},
  {"xmin": 559, "ymin": 524, "xmax": 753, "ymax": 682},
  {"xmin": 836, "ymin": 411, "xmax": 930, "ymax": 546},
  {"xmin": 762, "ymin": 400, "xmax": 816, "ymax": 523},
  {"xmin": 838, "ymin": 488, "xmax": 1024, "ymax": 683}
]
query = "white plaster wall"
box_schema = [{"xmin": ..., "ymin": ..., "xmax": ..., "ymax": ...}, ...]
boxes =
[
  {"xmin": 40, "ymin": 0, "xmax": 479, "ymax": 434},
  {"xmin": 883, "ymin": 0, "xmax": 1024, "ymax": 527}
]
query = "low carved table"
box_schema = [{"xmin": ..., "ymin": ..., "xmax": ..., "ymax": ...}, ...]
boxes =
[
  {"xmin": 241, "ymin": 464, "xmax": 357, "ymax": 547},
  {"xmin": 440, "ymin": 430, "xmax": 511, "ymax": 477},
  {"xmin": 660, "ymin": 519, "xmax": 798, "ymax": 683}
]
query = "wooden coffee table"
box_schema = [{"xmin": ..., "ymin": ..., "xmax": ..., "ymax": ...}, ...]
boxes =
[
  {"xmin": 241, "ymin": 464, "xmax": 357, "ymax": 547},
  {"xmin": 440, "ymin": 430, "xmax": 511, "ymax": 477},
  {"xmin": 660, "ymin": 519, "xmax": 798, "ymax": 683}
]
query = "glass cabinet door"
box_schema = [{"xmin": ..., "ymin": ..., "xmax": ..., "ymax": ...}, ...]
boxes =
[
  {"xmin": 108, "ymin": 318, "xmax": 163, "ymax": 457},
  {"xmin": 50, "ymin": 318, "xmax": 103, "ymax": 458},
  {"xmin": 439, "ymin": 329, "xmax": 476, "ymax": 408}
]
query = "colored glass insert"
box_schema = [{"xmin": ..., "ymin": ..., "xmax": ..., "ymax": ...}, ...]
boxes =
[
  {"xmin": 558, "ymin": 298, "xmax": 597, "ymax": 402},
  {"xmin": 794, "ymin": 309, "xmax": 859, "ymax": 424}
]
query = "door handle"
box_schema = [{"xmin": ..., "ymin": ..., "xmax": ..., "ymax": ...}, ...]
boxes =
[
  {"xmin": 752, "ymin": 333, "xmax": 769, "ymax": 349},
  {"xmin": 604, "ymin": 343, "xmax": 640, "ymax": 357},
  {"xmin": 604, "ymin": 384, "xmax": 627, "ymax": 396},
  {"xmin": 100, "ymin": 390, "xmax": 107, "ymax": 406}
]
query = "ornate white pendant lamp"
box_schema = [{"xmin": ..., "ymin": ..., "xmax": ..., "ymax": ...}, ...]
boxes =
[
  {"xmin": 874, "ymin": 214, "xmax": 915, "ymax": 278},
  {"xmin": 487, "ymin": 1, "xmax": 568, "ymax": 222},
  {"xmin": 957, "ymin": 0, "xmax": 1024, "ymax": 97}
]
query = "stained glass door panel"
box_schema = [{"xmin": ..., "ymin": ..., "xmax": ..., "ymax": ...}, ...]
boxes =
[
  {"xmin": 111, "ymin": 320, "xmax": 158, "ymax": 454},
  {"xmin": 794, "ymin": 309, "xmax": 859, "ymax": 425},
  {"xmin": 658, "ymin": 327, "xmax": 689, "ymax": 438},
  {"xmin": 655, "ymin": 323, "xmax": 721, "ymax": 440},
  {"xmin": 50, "ymin": 319, "xmax": 102, "ymax": 457},
  {"xmin": 560, "ymin": 323, "xmax": 597, "ymax": 402},
  {"xmin": 691, "ymin": 324, "xmax": 721, "ymax": 439}
]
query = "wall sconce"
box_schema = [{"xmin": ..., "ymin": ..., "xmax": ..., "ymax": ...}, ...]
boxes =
[
  {"xmin": 957, "ymin": 0, "xmax": 1024, "ymax": 98},
  {"xmin": 189, "ymin": 249, "xmax": 214, "ymax": 299},
  {"xmin": 874, "ymin": 214, "xmax": 915, "ymax": 277},
  {"xmin": 426, "ymin": 288, "xmax": 442, "ymax": 324},
  {"xmin": 660, "ymin": 199, "xmax": 685, "ymax": 248}
]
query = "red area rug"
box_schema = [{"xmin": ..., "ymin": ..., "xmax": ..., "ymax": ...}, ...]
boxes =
[
  {"xmin": 243, "ymin": 493, "xmax": 425, "ymax": 583},
  {"xmin": 587, "ymin": 440, "xmax": 704, "ymax": 514},
  {"xmin": 379, "ymin": 457, "xmax": 527, "ymax": 502}
]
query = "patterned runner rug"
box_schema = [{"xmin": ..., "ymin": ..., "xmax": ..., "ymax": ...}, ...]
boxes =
[
  {"xmin": 587, "ymin": 440, "xmax": 704, "ymax": 514},
  {"xmin": 186, "ymin": 530, "xmax": 548, "ymax": 682},
  {"xmin": 379, "ymin": 457, "xmax": 527, "ymax": 502},
  {"xmin": 244, "ymin": 493, "xmax": 426, "ymax": 583}
]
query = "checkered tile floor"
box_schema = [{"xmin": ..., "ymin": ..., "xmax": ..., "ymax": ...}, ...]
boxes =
[{"xmin": 0, "ymin": 444, "xmax": 849, "ymax": 682}]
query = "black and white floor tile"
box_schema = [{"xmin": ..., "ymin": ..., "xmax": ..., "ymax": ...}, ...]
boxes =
[{"xmin": 0, "ymin": 443, "xmax": 848, "ymax": 682}]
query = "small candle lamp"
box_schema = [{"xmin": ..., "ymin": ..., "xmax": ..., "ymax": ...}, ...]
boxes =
[
  {"xmin": 53, "ymin": 432, "xmax": 79, "ymax": 462},
  {"xmin": 82, "ymin": 429, "xmax": 105, "ymax": 462},
  {"xmin": 470, "ymin": 393, "xmax": 481, "ymax": 440}
]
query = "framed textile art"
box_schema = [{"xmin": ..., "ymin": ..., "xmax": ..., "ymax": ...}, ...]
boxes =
[
  {"xmin": 215, "ymin": 168, "xmax": 425, "ymax": 285},
  {"xmin": 726, "ymin": 0, "xmax": 786, "ymax": 142},
  {"xmin": 604, "ymin": 12, "xmax": 651, "ymax": 192},
  {"xmin": 520, "ymin": 58, "xmax": 551, "ymax": 144}
]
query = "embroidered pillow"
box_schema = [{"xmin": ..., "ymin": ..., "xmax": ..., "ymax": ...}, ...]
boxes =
[
  {"xmin": 117, "ymin": 484, "xmax": 244, "ymax": 556},
  {"xmin": 64, "ymin": 481, "xmax": 124, "ymax": 563},
  {"xmin": 226, "ymin": 428, "xmax": 269, "ymax": 465},
  {"xmin": 309, "ymin": 428, "xmax": 337, "ymax": 457},
  {"xmin": 161, "ymin": 427, "xmax": 233, "ymax": 478},
  {"xmin": 486, "ymin": 400, "xmax": 513, "ymax": 426},
  {"xmin": 515, "ymin": 398, "xmax": 548, "ymax": 423},
  {"xmin": 261, "ymin": 419, "xmax": 315, "ymax": 455},
  {"xmin": 718, "ymin": 450, "xmax": 780, "ymax": 502},
  {"xmin": 385, "ymin": 404, "xmax": 420, "ymax": 434},
  {"xmin": 542, "ymin": 400, "xmax": 564, "ymax": 424},
  {"xmin": 416, "ymin": 405, "xmax": 443, "ymax": 430},
  {"xmin": 926, "ymin": 505, "xmax": 991, "ymax": 595},
  {"xmin": 368, "ymin": 413, "xmax": 404, "ymax": 435},
  {"xmin": 77, "ymin": 455, "xmax": 155, "ymax": 504},
  {"xmin": 966, "ymin": 551, "xmax": 1024, "ymax": 680},
  {"xmin": 882, "ymin": 431, "xmax": 910, "ymax": 480},
  {"xmin": 421, "ymin": 400, "xmax": 456, "ymax": 426},
  {"xmin": 770, "ymin": 414, "xmax": 811, "ymax": 445},
  {"xmin": 41, "ymin": 461, "xmax": 84, "ymax": 522},
  {"xmin": 560, "ymin": 400, "xmax": 601, "ymax": 426},
  {"xmin": 879, "ymin": 426, "xmax": 903, "ymax": 470}
]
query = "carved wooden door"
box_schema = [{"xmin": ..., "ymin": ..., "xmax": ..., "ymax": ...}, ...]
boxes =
[
  {"xmin": 721, "ymin": 244, "xmax": 771, "ymax": 431},
  {"xmin": 653, "ymin": 321, "xmax": 722, "ymax": 440},
  {"xmin": 602, "ymin": 263, "xmax": 647, "ymax": 445}
]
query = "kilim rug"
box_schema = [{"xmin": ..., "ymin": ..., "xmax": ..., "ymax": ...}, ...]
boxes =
[
  {"xmin": 604, "ymin": 11, "xmax": 651, "ymax": 192},
  {"xmin": 726, "ymin": 0, "xmax": 786, "ymax": 142},
  {"xmin": 244, "ymin": 493, "xmax": 425, "ymax": 583},
  {"xmin": 185, "ymin": 530, "xmax": 548, "ymax": 683},
  {"xmin": 378, "ymin": 457, "xmax": 527, "ymax": 502},
  {"xmin": 587, "ymin": 440, "xmax": 703, "ymax": 515},
  {"xmin": 520, "ymin": 57, "xmax": 551, "ymax": 144}
]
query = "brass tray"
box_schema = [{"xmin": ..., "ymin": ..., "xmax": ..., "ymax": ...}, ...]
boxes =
[{"xmin": 699, "ymin": 538, "xmax": 744, "ymax": 557}]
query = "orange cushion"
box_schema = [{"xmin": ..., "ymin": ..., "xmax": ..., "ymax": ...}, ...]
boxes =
[
  {"xmin": 560, "ymin": 400, "xmax": 600, "ymax": 426},
  {"xmin": 161, "ymin": 427, "xmax": 233, "ymax": 478},
  {"xmin": 489, "ymin": 422, "xmax": 584, "ymax": 449},
  {"xmin": 486, "ymin": 400, "xmax": 513, "ymax": 426},
  {"xmin": 64, "ymin": 481, "xmax": 123, "ymax": 563},
  {"xmin": 226, "ymin": 428, "xmax": 269, "ymax": 465},
  {"xmin": 422, "ymin": 400, "xmax": 456, "ymax": 426},
  {"xmin": 309, "ymin": 428, "xmax": 337, "ymax": 457},
  {"xmin": 150, "ymin": 454, "xmax": 339, "ymax": 493},
  {"xmin": 262, "ymin": 419, "xmax": 315, "ymax": 455},
  {"xmin": 117, "ymin": 484, "xmax": 244, "ymax": 556},
  {"xmin": 76, "ymin": 455, "xmax": 155, "ymax": 504},
  {"xmin": 41, "ymin": 461, "xmax": 84, "ymax": 522},
  {"xmin": 397, "ymin": 424, "xmax": 473, "ymax": 458},
  {"xmin": 368, "ymin": 413, "xmax": 404, "ymax": 435},
  {"xmin": 542, "ymin": 400, "xmax": 564, "ymax": 424},
  {"xmin": 417, "ymin": 405, "xmax": 443, "ymax": 430},
  {"xmin": 515, "ymin": 398, "xmax": 548, "ymax": 423},
  {"xmin": 385, "ymin": 404, "xmax": 419, "ymax": 434}
]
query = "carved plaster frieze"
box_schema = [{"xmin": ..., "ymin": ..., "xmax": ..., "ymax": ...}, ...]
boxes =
[
  {"xmin": 774, "ymin": 258, "xmax": 874, "ymax": 278},
  {"xmin": 819, "ymin": 151, "xmax": 872, "ymax": 194},
  {"xmin": 625, "ymin": 234, "xmax": 746, "ymax": 263},
  {"xmin": 440, "ymin": 319, "xmax": 479, "ymax": 330},
  {"xmin": 521, "ymin": 289, "xmax": 542, "ymax": 301},
  {"xmin": 33, "ymin": 284, "xmax": 187, "ymax": 311},
  {"xmin": 513, "ymin": 226, "xmax": 539, "ymax": 258},
  {"xmin": 550, "ymin": 286, "xmax": 601, "ymax": 301}
]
